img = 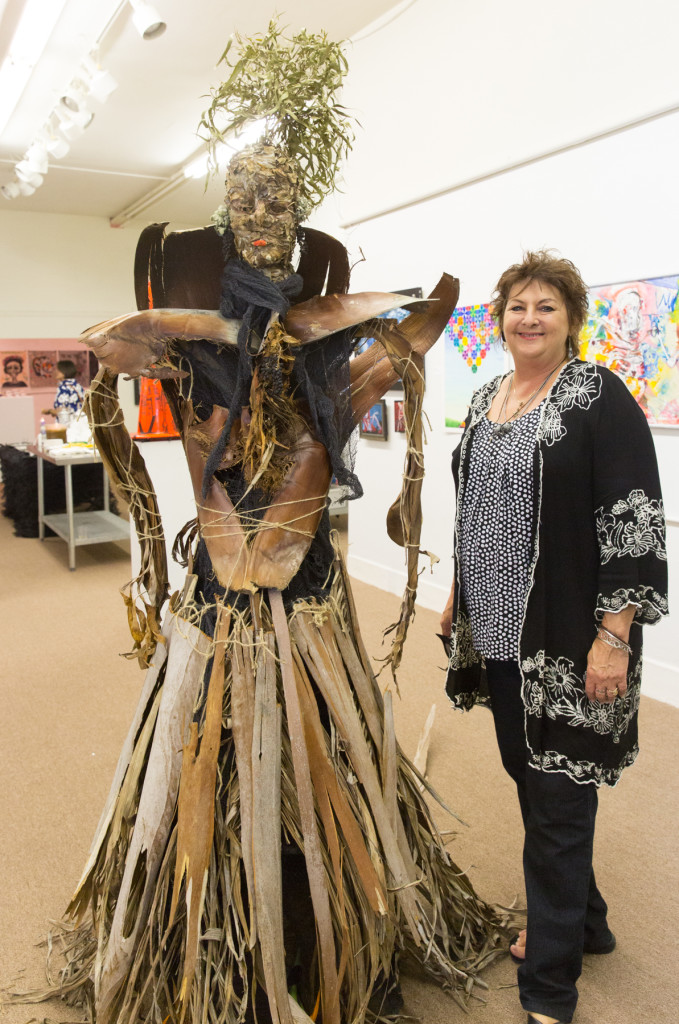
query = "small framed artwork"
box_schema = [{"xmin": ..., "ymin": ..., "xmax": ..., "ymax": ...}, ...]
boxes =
[
  {"xmin": 394, "ymin": 399, "xmax": 406, "ymax": 433},
  {"xmin": 1, "ymin": 351, "xmax": 29, "ymax": 389},
  {"xmin": 359, "ymin": 400, "xmax": 388, "ymax": 441},
  {"xmin": 28, "ymin": 349, "xmax": 57, "ymax": 388}
]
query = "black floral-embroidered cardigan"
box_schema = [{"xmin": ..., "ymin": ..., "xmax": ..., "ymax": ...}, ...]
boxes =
[{"xmin": 445, "ymin": 360, "xmax": 668, "ymax": 787}]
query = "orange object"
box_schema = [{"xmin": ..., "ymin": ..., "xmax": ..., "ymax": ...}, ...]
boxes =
[{"xmin": 134, "ymin": 377, "xmax": 180, "ymax": 440}]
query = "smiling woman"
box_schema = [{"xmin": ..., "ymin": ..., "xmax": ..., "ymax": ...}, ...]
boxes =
[{"xmin": 441, "ymin": 250, "xmax": 668, "ymax": 1024}]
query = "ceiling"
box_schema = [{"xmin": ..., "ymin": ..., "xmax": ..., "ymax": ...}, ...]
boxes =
[{"xmin": 0, "ymin": 0, "xmax": 398, "ymax": 227}]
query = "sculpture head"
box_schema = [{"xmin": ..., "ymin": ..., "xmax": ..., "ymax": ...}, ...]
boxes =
[
  {"xmin": 201, "ymin": 20, "xmax": 355, "ymax": 277},
  {"xmin": 224, "ymin": 142, "xmax": 301, "ymax": 276}
]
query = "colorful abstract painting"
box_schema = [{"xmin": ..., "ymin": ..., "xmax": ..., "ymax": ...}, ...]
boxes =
[
  {"xmin": 359, "ymin": 400, "xmax": 388, "ymax": 440},
  {"xmin": 444, "ymin": 303, "xmax": 505, "ymax": 428},
  {"xmin": 580, "ymin": 276, "xmax": 679, "ymax": 425},
  {"xmin": 28, "ymin": 349, "xmax": 57, "ymax": 388}
]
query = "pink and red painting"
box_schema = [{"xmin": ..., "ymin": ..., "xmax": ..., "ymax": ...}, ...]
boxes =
[{"xmin": 580, "ymin": 275, "xmax": 679, "ymax": 425}]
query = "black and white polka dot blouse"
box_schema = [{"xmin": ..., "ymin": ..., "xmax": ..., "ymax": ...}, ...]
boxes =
[{"xmin": 457, "ymin": 406, "xmax": 541, "ymax": 660}]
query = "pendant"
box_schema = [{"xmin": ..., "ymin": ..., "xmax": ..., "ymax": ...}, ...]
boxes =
[{"xmin": 492, "ymin": 421, "xmax": 513, "ymax": 438}]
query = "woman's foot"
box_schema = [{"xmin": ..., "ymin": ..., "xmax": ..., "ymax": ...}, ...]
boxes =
[
  {"xmin": 509, "ymin": 928, "xmax": 527, "ymax": 962},
  {"xmin": 527, "ymin": 1015, "xmax": 563, "ymax": 1024},
  {"xmin": 511, "ymin": 927, "xmax": 616, "ymax": 962}
]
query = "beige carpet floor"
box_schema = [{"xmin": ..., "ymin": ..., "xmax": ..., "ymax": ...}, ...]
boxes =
[{"xmin": 0, "ymin": 511, "xmax": 677, "ymax": 1024}]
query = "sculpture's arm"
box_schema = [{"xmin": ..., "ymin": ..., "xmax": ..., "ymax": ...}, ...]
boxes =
[
  {"xmin": 79, "ymin": 309, "xmax": 241, "ymax": 377},
  {"xmin": 78, "ymin": 292, "xmax": 434, "ymax": 379},
  {"xmin": 349, "ymin": 273, "xmax": 459, "ymax": 425}
]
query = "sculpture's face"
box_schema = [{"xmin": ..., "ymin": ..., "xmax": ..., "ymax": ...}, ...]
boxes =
[{"xmin": 225, "ymin": 144, "xmax": 300, "ymax": 272}]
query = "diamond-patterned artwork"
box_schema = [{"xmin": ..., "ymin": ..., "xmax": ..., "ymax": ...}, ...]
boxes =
[{"xmin": 444, "ymin": 303, "xmax": 505, "ymax": 427}]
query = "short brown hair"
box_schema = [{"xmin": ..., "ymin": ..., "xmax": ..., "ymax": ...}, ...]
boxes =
[
  {"xmin": 491, "ymin": 250, "xmax": 589, "ymax": 358},
  {"xmin": 57, "ymin": 358, "xmax": 77, "ymax": 378}
]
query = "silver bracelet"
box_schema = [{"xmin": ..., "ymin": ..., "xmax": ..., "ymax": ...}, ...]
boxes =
[{"xmin": 596, "ymin": 626, "xmax": 632, "ymax": 654}]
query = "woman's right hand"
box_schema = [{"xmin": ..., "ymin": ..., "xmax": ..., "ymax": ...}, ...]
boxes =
[{"xmin": 440, "ymin": 582, "xmax": 455, "ymax": 636}]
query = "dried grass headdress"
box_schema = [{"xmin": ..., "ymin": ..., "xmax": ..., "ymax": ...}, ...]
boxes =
[{"xmin": 198, "ymin": 19, "xmax": 355, "ymax": 215}]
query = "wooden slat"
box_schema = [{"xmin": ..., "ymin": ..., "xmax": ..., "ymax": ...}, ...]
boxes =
[
  {"xmin": 252, "ymin": 633, "xmax": 293, "ymax": 1024},
  {"xmin": 291, "ymin": 613, "xmax": 422, "ymax": 942},
  {"xmin": 230, "ymin": 623, "xmax": 257, "ymax": 946},
  {"xmin": 95, "ymin": 615, "xmax": 213, "ymax": 1024},
  {"xmin": 270, "ymin": 589, "xmax": 340, "ymax": 1024},
  {"xmin": 169, "ymin": 607, "xmax": 231, "ymax": 1019}
]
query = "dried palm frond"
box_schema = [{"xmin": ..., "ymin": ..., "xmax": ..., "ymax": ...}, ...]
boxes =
[
  {"xmin": 85, "ymin": 368, "xmax": 169, "ymax": 665},
  {"xmin": 199, "ymin": 18, "xmax": 355, "ymax": 211},
  {"xmin": 10, "ymin": 555, "xmax": 511, "ymax": 1024}
]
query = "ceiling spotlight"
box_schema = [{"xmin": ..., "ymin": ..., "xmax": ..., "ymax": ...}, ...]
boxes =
[
  {"xmin": 60, "ymin": 82, "xmax": 89, "ymax": 115},
  {"xmin": 24, "ymin": 142, "xmax": 49, "ymax": 174},
  {"xmin": 81, "ymin": 55, "xmax": 118, "ymax": 103},
  {"xmin": 16, "ymin": 179, "xmax": 36, "ymax": 196},
  {"xmin": 54, "ymin": 107, "xmax": 85, "ymax": 139},
  {"xmin": 54, "ymin": 106, "xmax": 94, "ymax": 139},
  {"xmin": 1, "ymin": 181, "xmax": 22, "ymax": 200},
  {"xmin": 128, "ymin": 0, "xmax": 166, "ymax": 40},
  {"xmin": 42, "ymin": 127, "xmax": 70, "ymax": 158},
  {"xmin": 16, "ymin": 162, "xmax": 44, "ymax": 188},
  {"xmin": 70, "ymin": 108, "xmax": 95, "ymax": 129}
]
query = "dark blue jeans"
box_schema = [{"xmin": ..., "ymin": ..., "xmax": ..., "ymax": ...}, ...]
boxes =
[{"xmin": 485, "ymin": 659, "xmax": 614, "ymax": 1022}]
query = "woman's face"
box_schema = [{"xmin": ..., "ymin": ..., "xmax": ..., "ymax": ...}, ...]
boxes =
[
  {"xmin": 225, "ymin": 160, "xmax": 299, "ymax": 271},
  {"xmin": 502, "ymin": 279, "xmax": 571, "ymax": 366}
]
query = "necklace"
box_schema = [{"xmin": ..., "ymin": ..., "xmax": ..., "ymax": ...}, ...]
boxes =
[{"xmin": 492, "ymin": 359, "xmax": 565, "ymax": 438}]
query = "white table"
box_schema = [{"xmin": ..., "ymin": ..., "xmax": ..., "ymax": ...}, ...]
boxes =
[{"xmin": 29, "ymin": 445, "xmax": 130, "ymax": 570}]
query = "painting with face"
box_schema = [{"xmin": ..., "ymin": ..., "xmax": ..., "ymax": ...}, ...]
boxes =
[
  {"xmin": 1, "ymin": 351, "xmax": 29, "ymax": 388},
  {"xmin": 580, "ymin": 275, "xmax": 679, "ymax": 424}
]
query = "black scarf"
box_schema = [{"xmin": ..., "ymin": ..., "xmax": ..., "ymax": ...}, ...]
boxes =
[{"xmin": 202, "ymin": 257, "xmax": 303, "ymax": 494}]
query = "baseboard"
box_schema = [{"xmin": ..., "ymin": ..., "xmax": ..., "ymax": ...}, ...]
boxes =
[
  {"xmin": 642, "ymin": 658, "xmax": 679, "ymax": 708},
  {"xmin": 346, "ymin": 553, "xmax": 449, "ymax": 613},
  {"xmin": 346, "ymin": 555, "xmax": 679, "ymax": 709}
]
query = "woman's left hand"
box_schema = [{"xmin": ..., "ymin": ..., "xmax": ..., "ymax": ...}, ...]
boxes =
[{"xmin": 585, "ymin": 639, "xmax": 628, "ymax": 704}]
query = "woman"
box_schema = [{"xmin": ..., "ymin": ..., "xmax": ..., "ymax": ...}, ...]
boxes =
[
  {"xmin": 441, "ymin": 250, "xmax": 668, "ymax": 1024},
  {"xmin": 41, "ymin": 358, "xmax": 85, "ymax": 420}
]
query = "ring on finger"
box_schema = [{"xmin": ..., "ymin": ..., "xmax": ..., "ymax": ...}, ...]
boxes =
[{"xmin": 607, "ymin": 688, "xmax": 619, "ymax": 697}]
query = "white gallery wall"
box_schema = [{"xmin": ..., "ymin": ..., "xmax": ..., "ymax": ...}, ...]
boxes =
[{"xmin": 312, "ymin": 0, "xmax": 679, "ymax": 706}]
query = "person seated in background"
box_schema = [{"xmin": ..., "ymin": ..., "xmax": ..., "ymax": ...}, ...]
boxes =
[{"xmin": 42, "ymin": 359, "xmax": 85, "ymax": 421}]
